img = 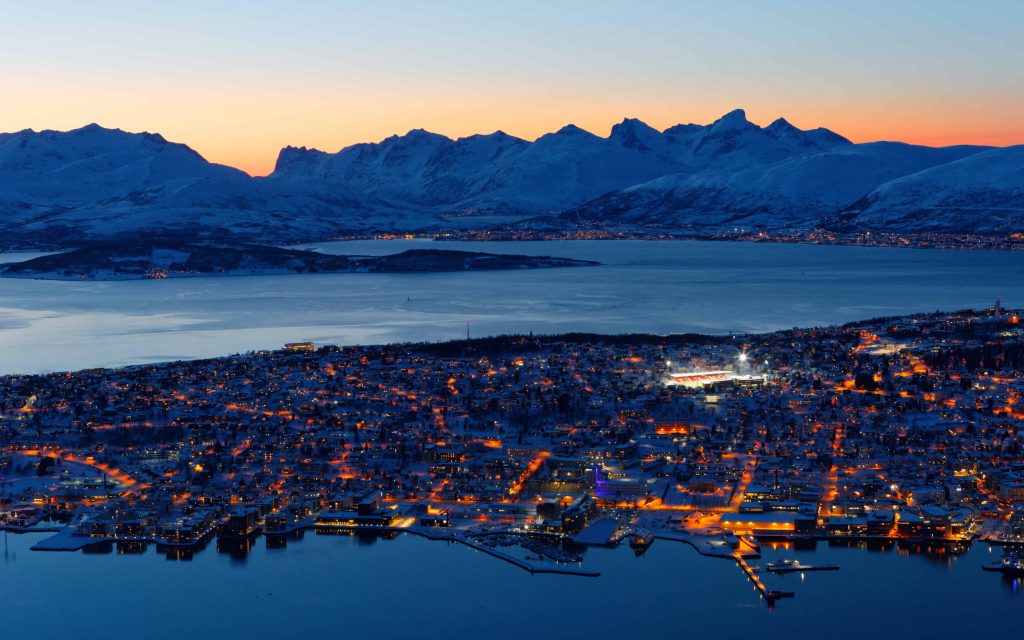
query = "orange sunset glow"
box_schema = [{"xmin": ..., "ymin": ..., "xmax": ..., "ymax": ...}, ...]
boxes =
[{"xmin": 3, "ymin": 1, "xmax": 1022, "ymax": 175}]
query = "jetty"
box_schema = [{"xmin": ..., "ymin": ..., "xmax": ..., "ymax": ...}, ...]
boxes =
[{"xmin": 734, "ymin": 553, "xmax": 794, "ymax": 604}]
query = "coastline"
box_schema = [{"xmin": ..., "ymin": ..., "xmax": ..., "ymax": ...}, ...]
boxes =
[{"xmin": 3, "ymin": 229, "xmax": 1022, "ymax": 255}]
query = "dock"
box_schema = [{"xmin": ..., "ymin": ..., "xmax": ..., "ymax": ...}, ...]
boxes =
[
  {"xmin": 572, "ymin": 518, "xmax": 619, "ymax": 546},
  {"xmin": 458, "ymin": 537, "xmax": 600, "ymax": 577},
  {"xmin": 734, "ymin": 553, "xmax": 794, "ymax": 604},
  {"xmin": 31, "ymin": 525, "xmax": 217, "ymax": 551},
  {"xmin": 652, "ymin": 530, "xmax": 759, "ymax": 559}
]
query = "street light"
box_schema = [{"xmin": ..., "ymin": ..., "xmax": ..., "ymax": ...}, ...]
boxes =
[{"xmin": 738, "ymin": 352, "xmax": 748, "ymax": 363}]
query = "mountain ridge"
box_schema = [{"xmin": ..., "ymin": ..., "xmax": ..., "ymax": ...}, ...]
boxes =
[{"xmin": 1, "ymin": 111, "xmax": 1020, "ymax": 248}]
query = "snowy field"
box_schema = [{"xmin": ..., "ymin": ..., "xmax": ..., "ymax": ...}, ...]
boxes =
[{"xmin": 0, "ymin": 240, "xmax": 1021, "ymax": 375}]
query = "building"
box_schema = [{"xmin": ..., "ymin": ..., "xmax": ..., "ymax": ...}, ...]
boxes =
[
  {"xmin": 666, "ymin": 370, "xmax": 734, "ymax": 388},
  {"xmin": 595, "ymin": 477, "xmax": 647, "ymax": 502},
  {"xmin": 719, "ymin": 512, "xmax": 798, "ymax": 535},
  {"xmin": 560, "ymin": 495, "xmax": 596, "ymax": 534},
  {"xmin": 315, "ymin": 491, "xmax": 397, "ymax": 529},
  {"xmin": 218, "ymin": 508, "xmax": 259, "ymax": 539}
]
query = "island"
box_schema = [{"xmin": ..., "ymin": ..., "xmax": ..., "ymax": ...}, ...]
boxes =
[{"xmin": 0, "ymin": 242, "xmax": 599, "ymax": 280}]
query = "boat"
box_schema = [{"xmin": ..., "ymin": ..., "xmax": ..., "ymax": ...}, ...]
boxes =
[
  {"xmin": 982, "ymin": 552, "xmax": 1024, "ymax": 576},
  {"xmin": 630, "ymin": 528, "xmax": 654, "ymax": 549},
  {"xmin": 739, "ymin": 534, "xmax": 761, "ymax": 552},
  {"xmin": 764, "ymin": 558, "xmax": 840, "ymax": 573}
]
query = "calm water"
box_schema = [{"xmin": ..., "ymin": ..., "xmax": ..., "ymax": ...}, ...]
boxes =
[
  {"xmin": 0, "ymin": 239, "xmax": 1021, "ymax": 374},
  {"xmin": 3, "ymin": 240, "xmax": 1019, "ymax": 631},
  {"xmin": 0, "ymin": 531, "xmax": 1018, "ymax": 638}
]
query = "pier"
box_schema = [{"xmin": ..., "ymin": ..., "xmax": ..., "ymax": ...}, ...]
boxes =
[
  {"xmin": 457, "ymin": 537, "xmax": 600, "ymax": 577},
  {"xmin": 734, "ymin": 553, "xmax": 794, "ymax": 604}
]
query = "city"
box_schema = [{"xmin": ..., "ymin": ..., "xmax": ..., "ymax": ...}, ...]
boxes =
[
  {"xmin": 2, "ymin": 2, "xmax": 1022, "ymax": 635},
  {"xmin": 3, "ymin": 305, "xmax": 1022, "ymax": 602}
]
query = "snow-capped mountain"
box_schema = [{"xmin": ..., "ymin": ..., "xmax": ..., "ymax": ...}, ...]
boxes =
[
  {"xmin": 0, "ymin": 123, "xmax": 243, "ymax": 201},
  {"xmin": 570, "ymin": 139, "xmax": 990, "ymax": 230},
  {"xmin": 0, "ymin": 124, "xmax": 429, "ymax": 247},
  {"xmin": 1, "ymin": 111, "xmax": 1020, "ymax": 248},
  {"xmin": 831, "ymin": 145, "xmax": 1024, "ymax": 233},
  {"xmin": 269, "ymin": 109, "xmax": 858, "ymax": 214},
  {"xmin": 271, "ymin": 120, "xmax": 688, "ymax": 212}
]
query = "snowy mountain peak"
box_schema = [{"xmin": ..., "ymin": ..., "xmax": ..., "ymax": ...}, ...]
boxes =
[
  {"xmin": 406, "ymin": 128, "xmax": 447, "ymax": 140},
  {"xmin": 141, "ymin": 131, "xmax": 168, "ymax": 144},
  {"xmin": 765, "ymin": 117, "xmax": 799, "ymax": 134},
  {"xmin": 551, "ymin": 124, "xmax": 596, "ymax": 138},
  {"xmin": 663, "ymin": 123, "xmax": 702, "ymax": 137},
  {"xmin": 805, "ymin": 127, "xmax": 852, "ymax": 147},
  {"xmin": 76, "ymin": 122, "xmax": 108, "ymax": 133},
  {"xmin": 609, "ymin": 118, "xmax": 663, "ymax": 151},
  {"xmin": 0, "ymin": 123, "xmax": 218, "ymax": 175},
  {"xmin": 708, "ymin": 108, "xmax": 756, "ymax": 132},
  {"xmin": 381, "ymin": 128, "xmax": 451, "ymax": 147},
  {"xmin": 459, "ymin": 130, "xmax": 522, "ymax": 144},
  {"xmin": 611, "ymin": 117, "xmax": 655, "ymax": 131},
  {"xmin": 273, "ymin": 145, "xmax": 328, "ymax": 174},
  {"xmin": 70, "ymin": 123, "xmax": 166, "ymax": 146}
]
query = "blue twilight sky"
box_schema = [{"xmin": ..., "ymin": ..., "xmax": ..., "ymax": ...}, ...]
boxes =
[{"xmin": 2, "ymin": 0, "xmax": 1021, "ymax": 174}]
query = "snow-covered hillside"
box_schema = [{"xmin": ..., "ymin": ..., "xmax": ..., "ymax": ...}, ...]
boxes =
[
  {"xmin": 571, "ymin": 140, "xmax": 989, "ymax": 230},
  {"xmin": 832, "ymin": 145, "xmax": 1024, "ymax": 233},
  {"xmin": 0, "ymin": 124, "xmax": 431, "ymax": 246}
]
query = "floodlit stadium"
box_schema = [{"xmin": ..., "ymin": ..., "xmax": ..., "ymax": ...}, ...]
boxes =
[
  {"xmin": 665, "ymin": 370, "xmax": 768, "ymax": 388},
  {"xmin": 664, "ymin": 370, "xmax": 735, "ymax": 388}
]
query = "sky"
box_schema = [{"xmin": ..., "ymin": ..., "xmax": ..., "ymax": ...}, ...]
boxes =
[{"xmin": 2, "ymin": 0, "xmax": 1022, "ymax": 176}]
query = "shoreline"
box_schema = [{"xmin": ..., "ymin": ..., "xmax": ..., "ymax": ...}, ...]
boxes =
[
  {"xmin": 0, "ymin": 306, "xmax": 1000, "ymax": 380},
  {"xmin": 3, "ymin": 230, "xmax": 1023, "ymax": 255},
  {"xmin": 22, "ymin": 522, "xmax": 603, "ymax": 577},
  {"xmin": 16, "ymin": 521, "xmax": 998, "ymax": 579}
]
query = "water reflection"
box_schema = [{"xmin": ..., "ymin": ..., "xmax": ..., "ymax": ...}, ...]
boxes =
[
  {"xmin": 116, "ymin": 541, "xmax": 148, "ymax": 555},
  {"xmin": 895, "ymin": 540, "xmax": 970, "ymax": 564},
  {"xmin": 827, "ymin": 538, "xmax": 893, "ymax": 553},
  {"xmin": 161, "ymin": 546, "xmax": 196, "ymax": 561},
  {"xmin": 312, "ymin": 528, "xmax": 400, "ymax": 545},
  {"xmin": 82, "ymin": 540, "xmax": 113, "ymax": 555},
  {"xmin": 217, "ymin": 535, "xmax": 258, "ymax": 562},
  {"xmin": 265, "ymin": 529, "xmax": 304, "ymax": 551},
  {"xmin": 2, "ymin": 531, "xmax": 14, "ymax": 563},
  {"xmin": 265, "ymin": 535, "xmax": 288, "ymax": 550},
  {"xmin": 0, "ymin": 529, "xmax": 1019, "ymax": 638},
  {"xmin": 764, "ymin": 539, "xmax": 824, "ymax": 553}
]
